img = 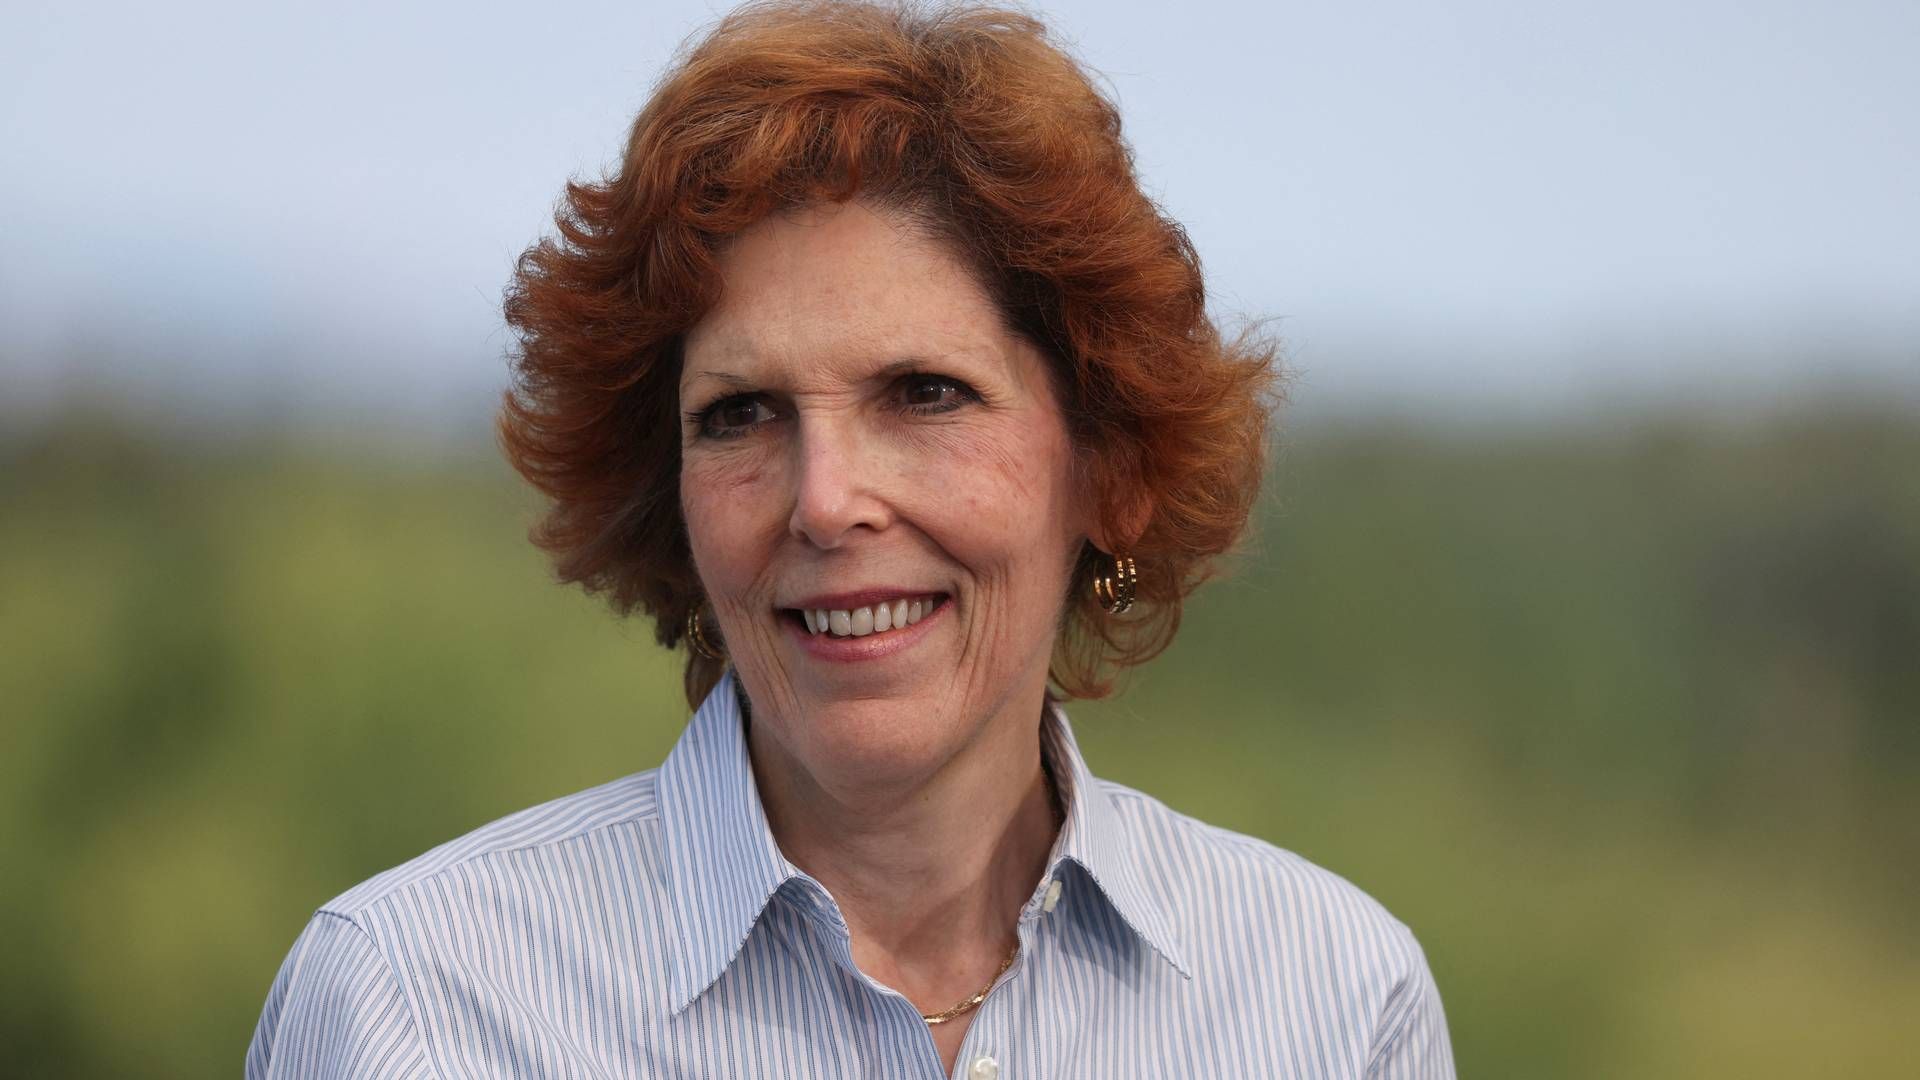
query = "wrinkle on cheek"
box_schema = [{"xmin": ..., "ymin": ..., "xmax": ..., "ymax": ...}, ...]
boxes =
[
  {"xmin": 683, "ymin": 439, "xmax": 805, "ymax": 732},
  {"xmin": 913, "ymin": 417, "xmax": 1067, "ymax": 510},
  {"xmin": 948, "ymin": 559, "xmax": 1049, "ymax": 733},
  {"xmin": 685, "ymin": 446, "xmax": 773, "ymax": 495},
  {"xmin": 730, "ymin": 613, "xmax": 805, "ymax": 732},
  {"xmin": 919, "ymin": 416, "xmax": 1076, "ymax": 726}
]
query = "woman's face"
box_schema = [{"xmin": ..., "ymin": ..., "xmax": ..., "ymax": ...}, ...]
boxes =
[{"xmin": 679, "ymin": 200, "xmax": 1090, "ymax": 794}]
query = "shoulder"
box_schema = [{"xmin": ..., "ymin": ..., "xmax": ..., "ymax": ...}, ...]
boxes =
[
  {"xmin": 1097, "ymin": 777, "xmax": 1439, "ymax": 1023},
  {"xmin": 1102, "ymin": 778, "xmax": 1418, "ymax": 937},
  {"xmin": 1097, "ymin": 778, "xmax": 1454, "ymax": 1073},
  {"xmin": 249, "ymin": 771, "xmax": 673, "ymax": 1076},
  {"xmin": 248, "ymin": 909, "xmax": 436, "ymax": 1079},
  {"xmin": 320, "ymin": 767, "xmax": 665, "ymax": 921}
]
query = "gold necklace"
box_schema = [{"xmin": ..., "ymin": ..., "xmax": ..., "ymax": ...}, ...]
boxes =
[{"xmin": 919, "ymin": 940, "xmax": 1021, "ymax": 1025}]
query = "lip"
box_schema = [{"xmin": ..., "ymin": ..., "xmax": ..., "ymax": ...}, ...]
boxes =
[{"xmin": 781, "ymin": 594, "xmax": 948, "ymax": 663}]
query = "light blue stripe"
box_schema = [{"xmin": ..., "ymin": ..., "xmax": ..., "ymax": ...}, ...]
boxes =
[{"xmin": 248, "ymin": 671, "xmax": 1454, "ymax": 1077}]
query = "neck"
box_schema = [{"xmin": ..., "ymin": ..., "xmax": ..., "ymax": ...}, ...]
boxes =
[{"xmin": 746, "ymin": 686, "xmax": 1060, "ymax": 982}]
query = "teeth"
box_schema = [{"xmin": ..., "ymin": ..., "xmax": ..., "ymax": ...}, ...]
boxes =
[{"xmin": 800, "ymin": 596, "xmax": 939, "ymax": 638}]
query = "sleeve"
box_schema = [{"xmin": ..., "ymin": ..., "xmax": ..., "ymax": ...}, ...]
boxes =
[
  {"xmin": 1364, "ymin": 933, "xmax": 1456, "ymax": 1080},
  {"xmin": 246, "ymin": 911, "xmax": 436, "ymax": 1080}
]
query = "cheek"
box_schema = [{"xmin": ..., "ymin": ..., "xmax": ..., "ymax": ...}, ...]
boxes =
[
  {"xmin": 912, "ymin": 416, "xmax": 1079, "ymax": 570},
  {"xmin": 681, "ymin": 448, "xmax": 780, "ymax": 585}
]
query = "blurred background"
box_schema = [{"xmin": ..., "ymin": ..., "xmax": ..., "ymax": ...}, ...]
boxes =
[{"xmin": 3, "ymin": 1, "xmax": 1916, "ymax": 1076}]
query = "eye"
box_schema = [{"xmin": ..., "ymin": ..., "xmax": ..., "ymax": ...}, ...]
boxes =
[
  {"xmin": 694, "ymin": 394, "xmax": 780, "ymax": 439},
  {"xmin": 898, "ymin": 374, "xmax": 977, "ymax": 414}
]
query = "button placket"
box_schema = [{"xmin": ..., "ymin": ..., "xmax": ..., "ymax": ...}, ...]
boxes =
[{"xmin": 946, "ymin": 927, "xmax": 1031, "ymax": 1080}]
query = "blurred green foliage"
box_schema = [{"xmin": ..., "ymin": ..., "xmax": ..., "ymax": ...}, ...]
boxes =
[{"xmin": 3, "ymin": 409, "xmax": 1916, "ymax": 1078}]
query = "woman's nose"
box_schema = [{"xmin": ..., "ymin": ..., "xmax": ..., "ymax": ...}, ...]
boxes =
[{"xmin": 787, "ymin": 422, "xmax": 891, "ymax": 549}]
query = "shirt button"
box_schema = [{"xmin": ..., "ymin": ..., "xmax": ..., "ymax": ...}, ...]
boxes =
[
  {"xmin": 1042, "ymin": 878, "xmax": 1063, "ymax": 913},
  {"xmin": 968, "ymin": 1056, "xmax": 1000, "ymax": 1080}
]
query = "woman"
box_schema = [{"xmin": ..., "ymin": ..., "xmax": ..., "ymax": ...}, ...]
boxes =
[{"xmin": 249, "ymin": 2, "xmax": 1452, "ymax": 1077}]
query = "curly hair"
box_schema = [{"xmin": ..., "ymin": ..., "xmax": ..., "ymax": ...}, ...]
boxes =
[{"xmin": 501, "ymin": 0, "xmax": 1280, "ymax": 707}]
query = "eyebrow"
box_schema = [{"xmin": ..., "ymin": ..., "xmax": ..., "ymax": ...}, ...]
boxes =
[
  {"xmin": 873, "ymin": 357, "xmax": 933, "ymax": 379},
  {"xmin": 689, "ymin": 370, "xmax": 754, "ymax": 389},
  {"xmin": 691, "ymin": 356, "xmax": 945, "ymax": 387}
]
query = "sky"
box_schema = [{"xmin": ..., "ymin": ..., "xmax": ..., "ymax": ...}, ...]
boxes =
[{"xmin": 3, "ymin": 0, "xmax": 1916, "ymax": 433}]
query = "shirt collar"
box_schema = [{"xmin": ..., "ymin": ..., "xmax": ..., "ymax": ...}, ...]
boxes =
[
  {"xmin": 657, "ymin": 672, "xmax": 1190, "ymax": 1015},
  {"xmin": 1038, "ymin": 697, "xmax": 1193, "ymax": 980},
  {"xmin": 657, "ymin": 671, "xmax": 801, "ymax": 1015}
]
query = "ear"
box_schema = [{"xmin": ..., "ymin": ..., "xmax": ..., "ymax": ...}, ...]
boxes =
[
  {"xmin": 1068, "ymin": 441, "xmax": 1153, "ymax": 554},
  {"xmin": 1087, "ymin": 486, "xmax": 1154, "ymax": 555}
]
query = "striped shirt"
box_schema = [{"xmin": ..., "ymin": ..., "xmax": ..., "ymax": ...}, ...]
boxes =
[{"xmin": 248, "ymin": 672, "xmax": 1453, "ymax": 1078}]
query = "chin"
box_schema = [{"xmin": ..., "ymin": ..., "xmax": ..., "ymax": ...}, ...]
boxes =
[{"xmin": 793, "ymin": 688, "xmax": 966, "ymax": 781}]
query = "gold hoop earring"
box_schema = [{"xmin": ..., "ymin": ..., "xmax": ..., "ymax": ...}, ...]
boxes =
[
  {"xmin": 687, "ymin": 606, "xmax": 726, "ymax": 661},
  {"xmin": 1092, "ymin": 553, "xmax": 1138, "ymax": 615}
]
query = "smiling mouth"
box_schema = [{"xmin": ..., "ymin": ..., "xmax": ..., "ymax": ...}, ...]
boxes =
[{"xmin": 784, "ymin": 594, "xmax": 947, "ymax": 639}]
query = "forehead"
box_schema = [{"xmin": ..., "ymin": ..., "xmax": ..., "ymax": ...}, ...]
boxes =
[{"xmin": 681, "ymin": 201, "xmax": 1013, "ymax": 383}]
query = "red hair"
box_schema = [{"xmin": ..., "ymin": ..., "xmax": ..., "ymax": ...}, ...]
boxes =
[{"xmin": 501, "ymin": 0, "xmax": 1280, "ymax": 705}]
